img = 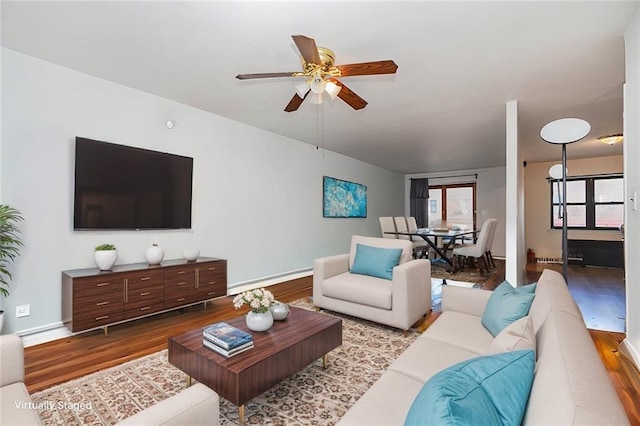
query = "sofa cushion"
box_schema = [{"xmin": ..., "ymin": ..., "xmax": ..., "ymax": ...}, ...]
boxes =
[
  {"xmin": 487, "ymin": 316, "xmax": 536, "ymax": 356},
  {"xmin": 417, "ymin": 310, "xmax": 493, "ymax": 355},
  {"xmin": 351, "ymin": 244, "xmax": 402, "ymax": 280},
  {"xmin": 404, "ymin": 350, "xmax": 535, "ymax": 426},
  {"xmin": 0, "ymin": 382, "xmax": 43, "ymax": 425},
  {"xmin": 322, "ymin": 272, "xmax": 393, "ymax": 310},
  {"xmin": 481, "ymin": 281, "xmax": 535, "ymax": 337}
]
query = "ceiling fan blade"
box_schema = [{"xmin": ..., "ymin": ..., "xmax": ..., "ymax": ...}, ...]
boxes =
[
  {"xmin": 284, "ymin": 90, "xmax": 309, "ymax": 112},
  {"xmin": 335, "ymin": 81, "xmax": 368, "ymax": 110},
  {"xmin": 292, "ymin": 35, "xmax": 321, "ymax": 65},
  {"xmin": 336, "ymin": 60, "xmax": 398, "ymax": 77},
  {"xmin": 236, "ymin": 72, "xmax": 296, "ymax": 80}
]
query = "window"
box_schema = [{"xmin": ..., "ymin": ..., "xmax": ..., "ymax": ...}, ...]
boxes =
[
  {"xmin": 428, "ymin": 183, "xmax": 476, "ymax": 229},
  {"xmin": 550, "ymin": 175, "xmax": 623, "ymax": 230}
]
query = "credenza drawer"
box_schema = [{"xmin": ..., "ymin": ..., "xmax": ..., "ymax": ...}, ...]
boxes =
[
  {"xmin": 124, "ymin": 301, "xmax": 166, "ymax": 320},
  {"xmin": 73, "ymin": 309, "xmax": 124, "ymax": 331},
  {"xmin": 74, "ymin": 291, "xmax": 124, "ymax": 315}
]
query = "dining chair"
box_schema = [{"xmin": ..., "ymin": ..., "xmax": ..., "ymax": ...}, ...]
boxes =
[
  {"xmin": 406, "ymin": 216, "xmax": 431, "ymax": 258},
  {"xmin": 484, "ymin": 219, "xmax": 498, "ymax": 268},
  {"xmin": 452, "ymin": 219, "xmax": 493, "ymax": 273},
  {"xmin": 393, "ymin": 217, "xmax": 411, "ymax": 240},
  {"xmin": 379, "ymin": 217, "xmax": 398, "ymax": 239}
]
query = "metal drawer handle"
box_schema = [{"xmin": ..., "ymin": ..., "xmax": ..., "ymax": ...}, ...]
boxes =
[
  {"xmin": 208, "ymin": 281, "xmax": 216, "ymax": 285},
  {"xmin": 140, "ymin": 306, "xmax": 151, "ymax": 311},
  {"xmin": 177, "ymin": 282, "xmax": 186, "ymax": 286},
  {"xmin": 97, "ymin": 283, "xmax": 110, "ymax": 287},
  {"xmin": 207, "ymin": 291, "xmax": 216, "ymax": 296},
  {"xmin": 177, "ymin": 298, "xmax": 185, "ymax": 302},
  {"xmin": 96, "ymin": 315, "xmax": 109, "ymax": 320},
  {"xmin": 177, "ymin": 271, "xmax": 186, "ymax": 275},
  {"xmin": 140, "ymin": 292, "xmax": 151, "ymax": 296},
  {"xmin": 140, "ymin": 277, "xmax": 151, "ymax": 281},
  {"xmin": 208, "ymin": 267, "xmax": 216, "ymax": 271},
  {"xmin": 96, "ymin": 301, "xmax": 109, "ymax": 306}
]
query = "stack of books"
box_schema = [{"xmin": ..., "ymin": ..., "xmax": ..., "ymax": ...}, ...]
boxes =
[{"xmin": 202, "ymin": 322, "xmax": 254, "ymax": 357}]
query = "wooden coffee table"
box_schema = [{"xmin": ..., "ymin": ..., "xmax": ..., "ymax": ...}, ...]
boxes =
[{"xmin": 168, "ymin": 306, "xmax": 342, "ymax": 424}]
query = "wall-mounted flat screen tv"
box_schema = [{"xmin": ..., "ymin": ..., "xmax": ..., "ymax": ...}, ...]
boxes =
[{"xmin": 74, "ymin": 137, "xmax": 193, "ymax": 230}]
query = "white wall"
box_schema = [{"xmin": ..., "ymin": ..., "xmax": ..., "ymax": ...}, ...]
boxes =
[
  {"xmin": 0, "ymin": 48, "xmax": 405, "ymax": 335},
  {"xmin": 525, "ymin": 156, "xmax": 624, "ymax": 260},
  {"xmin": 405, "ymin": 165, "xmax": 506, "ymax": 258},
  {"xmin": 621, "ymin": 7, "xmax": 640, "ymax": 371}
]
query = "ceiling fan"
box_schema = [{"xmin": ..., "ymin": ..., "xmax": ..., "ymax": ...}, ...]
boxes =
[{"xmin": 236, "ymin": 35, "xmax": 398, "ymax": 112}]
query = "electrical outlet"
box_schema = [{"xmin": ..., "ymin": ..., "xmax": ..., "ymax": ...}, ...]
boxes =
[{"xmin": 16, "ymin": 304, "xmax": 30, "ymax": 318}]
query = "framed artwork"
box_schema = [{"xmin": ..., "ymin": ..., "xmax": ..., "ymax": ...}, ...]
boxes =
[{"xmin": 323, "ymin": 176, "xmax": 367, "ymax": 218}]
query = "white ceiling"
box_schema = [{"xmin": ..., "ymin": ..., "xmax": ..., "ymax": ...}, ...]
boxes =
[{"xmin": 2, "ymin": 1, "xmax": 637, "ymax": 174}]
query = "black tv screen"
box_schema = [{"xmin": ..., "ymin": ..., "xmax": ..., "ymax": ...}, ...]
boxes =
[{"xmin": 73, "ymin": 137, "xmax": 193, "ymax": 230}]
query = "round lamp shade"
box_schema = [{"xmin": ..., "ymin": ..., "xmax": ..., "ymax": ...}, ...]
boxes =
[
  {"xmin": 548, "ymin": 164, "xmax": 567, "ymax": 179},
  {"xmin": 540, "ymin": 118, "xmax": 591, "ymax": 145}
]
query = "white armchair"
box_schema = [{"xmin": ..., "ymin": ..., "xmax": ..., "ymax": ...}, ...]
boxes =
[{"xmin": 313, "ymin": 235, "xmax": 431, "ymax": 331}]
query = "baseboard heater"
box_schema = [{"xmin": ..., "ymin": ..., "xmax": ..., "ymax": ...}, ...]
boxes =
[{"xmin": 567, "ymin": 239, "xmax": 624, "ymax": 269}]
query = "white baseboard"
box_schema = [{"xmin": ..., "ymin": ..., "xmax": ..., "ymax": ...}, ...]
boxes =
[
  {"xmin": 228, "ymin": 268, "xmax": 312, "ymax": 295},
  {"xmin": 619, "ymin": 338, "xmax": 640, "ymax": 373},
  {"xmin": 17, "ymin": 322, "xmax": 72, "ymax": 347}
]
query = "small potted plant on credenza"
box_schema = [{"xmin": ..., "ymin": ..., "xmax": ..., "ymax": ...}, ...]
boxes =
[{"xmin": 94, "ymin": 243, "xmax": 117, "ymax": 271}]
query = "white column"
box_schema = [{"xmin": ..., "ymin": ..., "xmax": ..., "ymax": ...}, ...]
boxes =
[
  {"xmin": 620, "ymin": 8, "xmax": 640, "ymax": 371},
  {"xmin": 505, "ymin": 100, "xmax": 526, "ymax": 286}
]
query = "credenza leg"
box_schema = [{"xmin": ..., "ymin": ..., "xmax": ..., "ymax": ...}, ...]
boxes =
[
  {"xmin": 238, "ymin": 404, "xmax": 245, "ymax": 425},
  {"xmin": 186, "ymin": 375, "xmax": 192, "ymax": 387},
  {"xmin": 323, "ymin": 354, "xmax": 329, "ymax": 369},
  {"xmin": 103, "ymin": 326, "xmax": 108, "ymax": 336}
]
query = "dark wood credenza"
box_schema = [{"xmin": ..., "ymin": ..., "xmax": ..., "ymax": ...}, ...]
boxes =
[{"xmin": 62, "ymin": 257, "xmax": 227, "ymax": 333}]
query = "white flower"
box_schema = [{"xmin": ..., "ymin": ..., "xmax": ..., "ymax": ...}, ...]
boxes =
[{"xmin": 232, "ymin": 287, "xmax": 275, "ymax": 313}]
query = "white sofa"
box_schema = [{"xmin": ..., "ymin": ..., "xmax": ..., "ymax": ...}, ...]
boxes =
[
  {"xmin": 313, "ymin": 235, "xmax": 431, "ymax": 331},
  {"xmin": 0, "ymin": 334, "xmax": 220, "ymax": 425},
  {"xmin": 338, "ymin": 269, "xmax": 630, "ymax": 425}
]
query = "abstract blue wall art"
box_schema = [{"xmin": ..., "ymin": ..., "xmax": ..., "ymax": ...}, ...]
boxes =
[{"xmin": 323, "ymin": 176, "xmax": 367, "ymax": 218}]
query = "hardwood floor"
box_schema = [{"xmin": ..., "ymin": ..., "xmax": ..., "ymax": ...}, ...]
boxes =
[
  {"xmin": 23, "ymin": 277, "xmax": 311, "ymax": 394},
  {"xmin": 23, "ymin": 269, "xmax": 640, "ymax": 424}
]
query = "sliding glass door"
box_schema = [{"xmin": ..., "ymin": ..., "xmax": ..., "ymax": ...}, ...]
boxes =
[{"xmin": 428, "ymin": 183, "xmax": 476, "ymax": 229}]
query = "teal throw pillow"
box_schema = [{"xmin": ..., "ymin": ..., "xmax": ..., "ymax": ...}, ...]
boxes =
[
  {"xmin": 350, "ymin": 244, "xmax": 403, "ymax": 280},
  {"xmin": 404, "ymin": 350, "xmax": 535, "ymax": 426},
  {"xmin": 518, "ymin": 282, "xmax": 537, "ymax": 293},
  {"xmin": 481, "ymin": 281, "xmax": 535, "ymax": 337}
]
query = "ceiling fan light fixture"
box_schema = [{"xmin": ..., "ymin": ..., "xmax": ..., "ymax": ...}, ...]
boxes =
[
  {"xmin": 309, "ymin": 93, "xmax": 324, "ymax": 104},
  {"xmin": 309, "ymin": 73, "xmax": 326, "ymax": 94},
  {"xmin": 598, "ymin": 133, "xmax": 623, "ymax": 145},
  {"xmin": 295, "ymin": 81, "xmax": 309, "ymax": 98},
  {"xmin": 325, "ymin": 81, "xmax": 341, "ymax": 99}
]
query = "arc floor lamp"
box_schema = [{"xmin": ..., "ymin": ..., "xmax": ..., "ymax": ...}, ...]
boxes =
[{"xmin": 540, "ymin": 118, "xmax": 591, "ymax": 282}]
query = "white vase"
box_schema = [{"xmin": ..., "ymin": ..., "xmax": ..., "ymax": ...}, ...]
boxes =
[
  {"xmin": 182, "ymin": 248, "xmax": 200, "ymax": 262},
  {"xmin": 145, "ymin": 244, "xmax": 164, "ymax": 265},
  {"xmin": 0, "ymin": 311, "xmax": 4, "ymax": 334},
  {"xmin": 270, "ymin": 301, "xmax": 289, "ymax": 320},
  {"xmin": 95, "ymin": 250, "xmax": 117, "ymax": 271},
  {"xmin": 246, "ymin": 310, "xmax": 273, "ymax": 332}
]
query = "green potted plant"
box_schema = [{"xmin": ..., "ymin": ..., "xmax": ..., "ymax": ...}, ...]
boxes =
[
  {"xmin": 95, "ymin": 243, "xmax": 117, "ymax": 271},
  {"xmin": 0, "ymin": 205, "xmax": 24, "ymax": 332}
]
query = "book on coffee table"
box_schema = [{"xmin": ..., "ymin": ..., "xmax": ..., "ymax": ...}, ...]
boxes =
[
  {"xmin": 203, "ymin": 322, "xmax": 253, "ymax": 350},
  {"xmin": 203, "ymin": 338, "xmax": 254, "ymax": 357}
]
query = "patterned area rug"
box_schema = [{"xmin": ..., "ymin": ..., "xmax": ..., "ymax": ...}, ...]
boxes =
[
  {"xmin": 431, "ymin": 259, "xmax": 502, "ymax": 285},
  {"xmin": 31, "ymin": 298, "xmax": 420, "ymax": 425}
]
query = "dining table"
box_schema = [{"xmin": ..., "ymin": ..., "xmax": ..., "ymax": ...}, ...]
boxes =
[{"xmin": 385, "ymin": 227, "xmax": 477, "ymax": 271}]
